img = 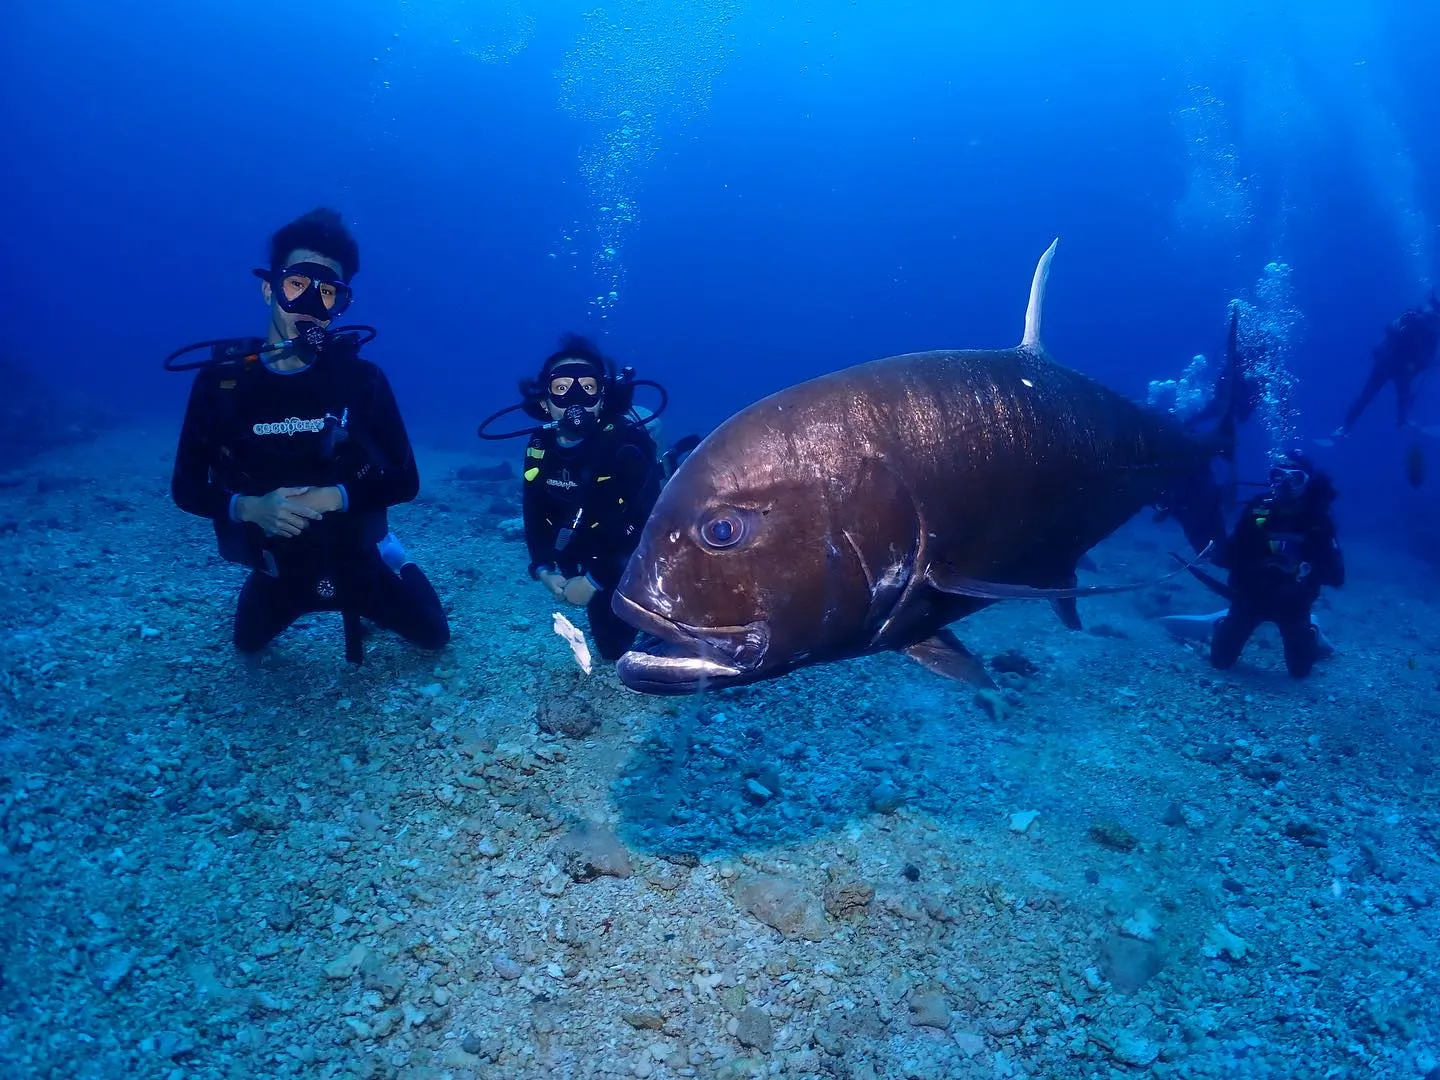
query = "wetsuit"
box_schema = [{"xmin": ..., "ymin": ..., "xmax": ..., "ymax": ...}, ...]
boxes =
[
  {"xmin": 1210, "ymin": 492, "xmax": 1343, "ymax": 678},
  {"xmin": 523, "ymin": 420, "xmax": 661, "ymax": 661},
  {"xmin": 1341, "ymin": 308, "xmax": 1439, "ymax": 433},
  {"xmin": 171, "ymin": 345, "xmax": 449, "ymax": 656}
]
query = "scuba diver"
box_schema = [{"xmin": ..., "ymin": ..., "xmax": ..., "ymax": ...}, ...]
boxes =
[
  {"xmin": 1331, "ymin": 295, "xmax": 1439, "ymax": 440},
  {"xmin": 478, "ymin": 334, "xmax": 697, "ymax": 663},
  {"xmin": 169, "ymin": 208, "xmax": 449, "ymax": 662},
  {"xmin": 1161, "ymin": 451, "xmax": 1343, "ymax": 679}
]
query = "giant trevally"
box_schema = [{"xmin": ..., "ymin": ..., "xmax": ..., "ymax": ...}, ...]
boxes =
[{"xmin": 612, "ymin": 240, "xmax": 1236, "ymax": 694}]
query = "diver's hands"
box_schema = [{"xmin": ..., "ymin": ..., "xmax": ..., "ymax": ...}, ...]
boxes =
[
  {"xmin": 537, "ymin": 569, "xmax": 567, "ymax": 599},
  {"xmin": 236, "ymin": 486, "xmax": 324, "ymax": 538},
  {"xmin": 562, "ymin": 576, "xmax": 599, "ymax": 606},
  {"xmin": 289, "ymin": 486, "xmax": 344, "ymax": 514}
]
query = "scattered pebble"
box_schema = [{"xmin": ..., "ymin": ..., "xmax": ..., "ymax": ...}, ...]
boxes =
[
  {"xmin": 1009, "ymin": 810, "xmax": 1040, "ymax": 833},
  {"xmin": 1204, "ymin": 923, "xmax": 1250, "ymax": 961},
  {"xmin": 908, "ymin": 992, "xmax": 952, "ymax": 1030},
  {"xmin": 1089, "ymin": 820, "xmax": 1139, "ymax": 852},
  {"xmin": 735, "ymin": 1006, "xmax": 773, "ymax": 1052},
  {"xmin": 554, "ymin": 821, "xmax": 633, "ymax": 881},
  {"xmin": 735, "ymin": 874, "xmax": 829, "ymax": 941}
]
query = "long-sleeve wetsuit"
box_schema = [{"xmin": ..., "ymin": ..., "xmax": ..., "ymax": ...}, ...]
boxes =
[
  {"xmin": 171, "ymin": 345, "xmax": 448, "ymax": 655},
  {"xmin": 1210, "ymin": 492, "xmax": 1344, "ymax": 678},
  {"xmin": 521, "ymin": 420, "xmax": 661, "ymax": 660}
]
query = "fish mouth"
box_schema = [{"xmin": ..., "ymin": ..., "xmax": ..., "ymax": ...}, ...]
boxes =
[{"xmin": 611, "ymin": 591, "xmax": 770, "ymax": 695}]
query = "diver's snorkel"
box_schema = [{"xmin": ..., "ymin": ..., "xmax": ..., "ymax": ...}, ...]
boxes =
[{"xmin": 163, "ymin": 325, "xmax": 377, "ymax": 372}]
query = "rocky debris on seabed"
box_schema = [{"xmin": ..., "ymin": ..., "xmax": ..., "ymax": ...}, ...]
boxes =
[{"xmin": 2, "ymin": 430, "xmax": 1439, "ymax": 1079}]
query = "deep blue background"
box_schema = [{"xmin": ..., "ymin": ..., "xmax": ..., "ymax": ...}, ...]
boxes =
[{"xmin": 2, "ymin": 0, "xmax": 1436, "ymax": 538}]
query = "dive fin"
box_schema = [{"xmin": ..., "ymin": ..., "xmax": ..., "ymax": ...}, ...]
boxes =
[
  {"xmin": 902, "ymin": 629, "xmax": 996, "ymax": 688},
  {"xmin": 1020, "ymin": 238, "xmax": 1059, "ymax": 351},
  {"xmin": 926, "ymin": 543, "xmax": 1212, "ymax": 602},
  {"xmin": 1051, "ymin": 597, "xmax": 1082, "ymax": 630},
  {"xmin": 1159, "ymin": 610, "xmax": 1226, "ymax": 642}
]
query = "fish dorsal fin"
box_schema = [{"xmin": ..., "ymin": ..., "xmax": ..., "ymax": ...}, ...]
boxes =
[{"xmin": 1020, "ymin": 237, "xmax": 1059, "ymax": 351}]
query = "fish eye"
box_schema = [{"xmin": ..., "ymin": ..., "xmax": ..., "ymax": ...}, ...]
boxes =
[{"xmin": 699, "ymin": 511, "xmax": 744, "ymax": 550}]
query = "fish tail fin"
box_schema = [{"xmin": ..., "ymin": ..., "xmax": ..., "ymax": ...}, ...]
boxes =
[{"xmin": 1020, "ymin": 238, "xmax": 1059, "ymax": 351}]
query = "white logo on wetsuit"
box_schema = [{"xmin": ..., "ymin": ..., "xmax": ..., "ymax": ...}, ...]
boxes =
[{"xmin": 253, "ymin": 416, "xmax": 327, "ymax": 436}]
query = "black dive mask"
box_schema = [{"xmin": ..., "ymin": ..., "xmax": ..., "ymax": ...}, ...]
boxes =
[
  {"xmin": 254, "ymin": 263, "xmax": 353, "ymax": 322},
  {"xmin": 547, "ymin": 367, "xmax": 603, "ymax": 434},
  {"xmin": 547, "ymin": 373, "xmax": 602, "ymax": 410}
]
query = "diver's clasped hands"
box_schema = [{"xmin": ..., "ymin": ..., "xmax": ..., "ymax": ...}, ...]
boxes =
[
  {"xmin": 537, "ymin": 569, "xmax": 599, "ymax": 607},
  {"xmin": 237, "ymin": 486, "xmax": 343, "ymax": 538}
]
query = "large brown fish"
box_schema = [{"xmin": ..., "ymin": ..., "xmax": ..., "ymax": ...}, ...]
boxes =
[{"xmin": 612, "ymin": 241, "xmax": 1235, "ymax": 694}]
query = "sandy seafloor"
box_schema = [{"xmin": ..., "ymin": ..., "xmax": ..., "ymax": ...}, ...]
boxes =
[{"xmin": 1, "ymin": 427, "xmax": 1438, "ymax": 1080}]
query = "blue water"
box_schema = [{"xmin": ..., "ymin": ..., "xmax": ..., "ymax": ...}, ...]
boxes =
[{"xmin": 3, "ymin": 0, "xmax": 1437, "ymax": 524}]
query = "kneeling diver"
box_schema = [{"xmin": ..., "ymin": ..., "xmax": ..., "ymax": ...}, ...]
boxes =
[
  {"xmin": 166, "ymin": 208, "xmax": 449, "ymax": 663},
  {"xmin": 478, "ymin": 334, "xmax": 699, "ymax": 662},
  {"xmin": 1162, "ymin": 451, "xmax": 1343, "ymax": 678}
]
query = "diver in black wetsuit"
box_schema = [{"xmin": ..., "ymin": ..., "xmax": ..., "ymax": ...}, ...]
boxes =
[
  {"xmin": 477, "ymin": 336, "xmax": 697, "ymax": 662},
  {"xmin": 1332, "ymin": 296, "xmax": 1439, "ymax": 439},
  {"xmin": 1207, "ymin": 452, "xmax": 1344, "ymax": 678},
  {"xmin": 521, "ymin": 336, "xmax": 665, "ymax": 659},
  {"xmin": 517, "ymin": 336, "xmax": 666, "ymax": 662},
  {"xmin": 170, "ymin": 208, "xmax": 449, "ymax": 660}
]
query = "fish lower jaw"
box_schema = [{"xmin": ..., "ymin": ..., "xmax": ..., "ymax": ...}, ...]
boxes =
[
  {"xmin": 610, "ymin": 591, "xmax": 771, "ymax": 693},
  {"xmin": 614, "ymin": 649, "xmax": 743, "ymax": 695}
]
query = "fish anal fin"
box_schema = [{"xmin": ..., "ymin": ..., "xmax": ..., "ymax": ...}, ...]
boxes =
[{"xmin": 902, "ymin": 628, "xmax": 995, "ymax": 688}]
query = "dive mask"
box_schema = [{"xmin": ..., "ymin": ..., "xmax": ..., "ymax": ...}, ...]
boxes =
[
  {"xmin": 254, "ymin": 263, "xmax": 353, "ymax": 321},
  {"xmin": 547, "ymin": 372, "xmax": 602, "ymax": 410},
  {"xmin": 1268, "ymin": 465, "xmax": 1309, "ymax": 500}
]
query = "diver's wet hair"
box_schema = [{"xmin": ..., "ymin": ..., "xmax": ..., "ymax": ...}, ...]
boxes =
[
  {"xmin": 269, "ymin": 208, "xmax": 361, "ymax": 282},
  {"xmin": 541, "ymin": 333, "xmax": 611, "ymax": 380}
]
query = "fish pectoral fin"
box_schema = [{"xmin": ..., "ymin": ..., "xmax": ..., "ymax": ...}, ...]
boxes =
[
  {"xmin": 901, "ymin": 629, "xmax": 995, "ymax": 688},
  {"xmin": 1051, "ymin": 597, "xmax": 1082, "ymax": 630}
]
